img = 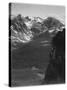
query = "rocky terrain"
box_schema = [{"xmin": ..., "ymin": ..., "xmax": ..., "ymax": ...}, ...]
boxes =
[{"xmin": 9, "ymin": 14, "xmax": 65, "ymax": 86}]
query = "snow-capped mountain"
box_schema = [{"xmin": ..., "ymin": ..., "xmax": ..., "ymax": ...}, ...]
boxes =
[
  {"xmin": 33, "ymin": 17, "xmax": 43, "ymax": 23},
  {"xmin": 24, "ymin": 21, "xmax": 33, "ymax": 29},
  {"xmin": 10, "ymin": 15, "xmax": 65, "ymax": 50},
  {"xmin": 24, "ymin": 16, "xmax": 43, "ymax": 29}
]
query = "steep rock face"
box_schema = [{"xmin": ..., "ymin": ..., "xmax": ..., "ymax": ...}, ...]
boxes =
[
  {"xmin": 43, "ymin": 17, "xmax": 64, "ymax": 27},
  {"xmin": 42, "ymin": 17, "xmax": 64, "ymax": 32}
]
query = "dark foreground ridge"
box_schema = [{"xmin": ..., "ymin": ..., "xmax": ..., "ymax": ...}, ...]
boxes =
[{"xmin": 42, "ymin": 28, "xmax": 65, "ymax": 84}]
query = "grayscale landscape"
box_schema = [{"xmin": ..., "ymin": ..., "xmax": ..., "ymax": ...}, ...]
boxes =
[{"xmin": 9, "ymin": 3, "xmax": 65, "ymax": 87}]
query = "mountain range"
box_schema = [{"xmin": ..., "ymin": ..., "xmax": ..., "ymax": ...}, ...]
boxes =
[{"xmin": 10, "ymin": 14, "xmax": 65, "ymax": 50}]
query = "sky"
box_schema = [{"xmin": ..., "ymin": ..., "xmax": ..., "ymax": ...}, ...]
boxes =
[{"xmin": 11, "ymin": 3, "xmax": 65, "ymax": 24}]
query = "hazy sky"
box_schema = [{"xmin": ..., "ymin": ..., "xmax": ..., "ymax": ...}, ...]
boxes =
[{"xmin": 11, "ymin": 3, "xmax": 65, "ymax": 23}]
